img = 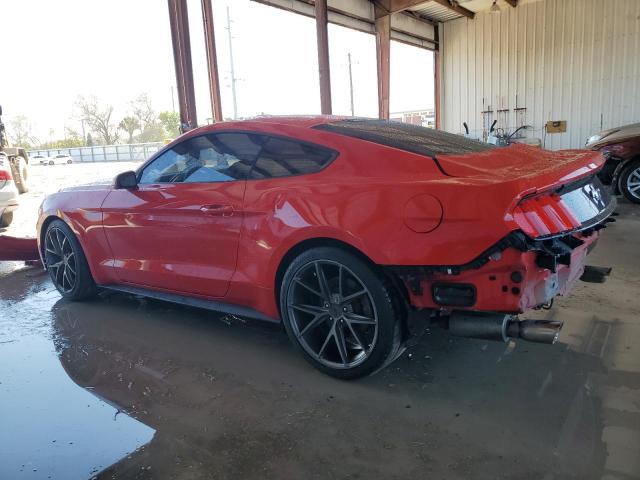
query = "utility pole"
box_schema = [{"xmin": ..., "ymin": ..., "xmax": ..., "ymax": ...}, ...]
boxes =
[
  {"xmin": 348, "ymin": 53, "xmax": 355, "ymax": 116},
  {"xmin": 170, "ymin": 85, "xmax": 176, "ymax": 112},
  {"xmin": 226, "ymin": 6, "xmax": 238, "ymax": 119}
]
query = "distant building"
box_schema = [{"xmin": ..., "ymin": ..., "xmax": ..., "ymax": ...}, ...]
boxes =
[{"xmin": 390, "ymin": 109, "xmax": 435, "ymax": 128}]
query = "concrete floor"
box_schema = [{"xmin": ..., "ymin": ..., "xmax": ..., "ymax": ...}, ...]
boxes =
[{"xmin": 0, "ymin": 164, "xmax": 639, "ymax": 479}]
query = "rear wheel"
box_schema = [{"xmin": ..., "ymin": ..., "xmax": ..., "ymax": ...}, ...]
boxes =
[
  {"xmin": 10, "ymin": 156, "xmax": 29, "ymax": 194},
  {"xmin": 280, "ymin": 247, "xmax": 402, "ymax": 379},
  {"xmin": 44, "ymin": 219, "xmax": 97, "ymax": 300},
  {"xmin": 0, "ymin": 211, "xmax": 13, "ymax": 228},
  {"xmin": 618, "ymin": 160, "xmax": 640, "ymax": 204}
]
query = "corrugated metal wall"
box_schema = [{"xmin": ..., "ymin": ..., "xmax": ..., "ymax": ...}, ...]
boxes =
[{"xmin": 441, "ymin": 0, "xmax": 640, "ymax": 150}]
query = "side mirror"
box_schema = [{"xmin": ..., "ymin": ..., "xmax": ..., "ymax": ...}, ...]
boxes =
[{"xmin": 114, "ymin": 171, "xmax": 138, "ymax": 189}]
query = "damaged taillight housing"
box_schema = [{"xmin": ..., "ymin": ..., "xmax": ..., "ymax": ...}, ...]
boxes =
[
  {"xmin": 513, "ymin": 193, "xmax": 581, "ymax": 238},
  {"xmin": 512, "ymin": 175, "xmax": 614, "ymax": 239}
]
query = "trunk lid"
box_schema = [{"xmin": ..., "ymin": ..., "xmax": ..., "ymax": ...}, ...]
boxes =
[{"xmin": 436, "ymin": 144, "xmax": 604, "ymax": 193}]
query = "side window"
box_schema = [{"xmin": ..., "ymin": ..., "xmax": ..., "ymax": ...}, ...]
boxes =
[
  {"xmin": 139, "ymin": 133, "xmax": 264, "ymax": 184},
  {"xmin": 249, "ymin": 137, "xmax": 335, "ymax": 179}
]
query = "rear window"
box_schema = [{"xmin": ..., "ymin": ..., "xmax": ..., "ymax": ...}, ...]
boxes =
[
  {"xmin": 314, "ymin": 119, "xmax": 495, "ymax": 157},
  {"xmin": 249, "ymin": 136, "xmax": 336, "ymax": 179}
]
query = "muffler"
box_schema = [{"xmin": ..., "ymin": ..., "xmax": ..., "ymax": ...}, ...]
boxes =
[{"xmin": 448, "ymin": 312, "xmax": 563, "ymax": 345}]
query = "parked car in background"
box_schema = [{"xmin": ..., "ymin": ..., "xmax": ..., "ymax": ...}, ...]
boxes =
[
  {"xmin": 586, "ymin": 122, "xmax": 640, "ymax": 204},
  {"xmin": 37, "ymin": 117, "xmax": 615, "ymax": 378},
  {"xmin": 45, "ymin": 153, "xmax": 73, "ymax": 165},
  {"xmin": 0, "ymin": 152, "xmax": 19, "ymax": 228},
  {"xmin": 32, "ymin": 154, "xmax": 50, "ymax": 165}
]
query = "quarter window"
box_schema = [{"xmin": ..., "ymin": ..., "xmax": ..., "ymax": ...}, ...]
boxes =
[
  {"xmin": 139, "ymin": 133, "xmax": 263, "ymax": 184},
  {"xmin": 249, "ymin": 137, "xmax": 335, "ymax": 179}
]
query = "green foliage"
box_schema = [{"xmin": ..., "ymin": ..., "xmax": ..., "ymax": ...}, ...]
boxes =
[
  {"xmin": 159, "ymin": 111, "xmax": 180, "ymax": 139},
  {"xmin": 119, "ymin": 116, "xmax": 141, "ymax": 144},
  {"xmin": 37, "ymin": 137, "xmax": 85, "ymax": 149}
]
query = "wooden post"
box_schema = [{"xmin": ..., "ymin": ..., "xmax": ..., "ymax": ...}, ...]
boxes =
[
  {"xmin": 315, "ymin": 0, "xmax": 332, "ymax": 114},
  {"xmin": 201, "ymin": 0, "xmax": 224, "ymax": 122},
  {"xmin": 375, "ymin": 6, "xmax": 390, "ymax": 120},
  {"xmin": 168, "ymin": 0, "xmax": 198, "ymax": 132}
]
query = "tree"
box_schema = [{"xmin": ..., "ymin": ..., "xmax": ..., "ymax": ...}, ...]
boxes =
[
  {"xmin": 8, "ymin": 115, "xmax": 34, "ymax": 148},
  {"xmin": 131, "ymin": 93, "xmax": 156, "ymax": 130},
  {"xmin": 38, "ymin": 137, "xmax": 84, "ymax": 149},
  {"xmin": 86, "ymin": 133, "xmax": 94, "ymax": 147},
  {"xmin": 159, "ymin": 111, "xmax": 180, "ymax": 139},
  {"xmin": 75, "ymin": 95, "xmax": 119, "ymax": 145},
  {"xmin": 119, "ymin": 116, "xmax": 141, "ymax": 144}
]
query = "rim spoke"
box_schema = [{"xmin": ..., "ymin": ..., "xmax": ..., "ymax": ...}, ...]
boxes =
[
  {"xmin": 344, "ymin": 319, "xmax": 366, "ymax": 351},
  {"xmin": 342, "ymin": 289, "xmax": 367, "ymax": 303},
  {"xmin": 298, "ymin": 314, "xmax": 327, "ymax": 337},
  {"xmin": 56, "ymin": 230, "xmax": 64, "ymax": 254},
  {"xmin": 294, "ymin": 278, "xmax": 323, "ymax": 298},
  {"xmin": 344, "ymin": 312, "xmax": 376, "ymax": 325},
  {"xmin": 334, "ymin": 323, "xmax": 349, "ymax": 365},
  {"xmin": 317, "ymin": 327, "xmax": 335, "ymax": 359},
  {"xmin": 66, "ymin": 258, "xmax": 76, "ymax": 275},
  {"xmin": 315, "ymin": 262, "xmax": 331, "ymax": 300},
  {"xmin": 338, "ymin": 265, "xmax": 344, "ymax": 297},
  {"xmin": 291, "ymin": 303, "xmax": 327, "ymax": 316},
  {"xmin": 49, "ymin": 260, "xmax": 63, "ymax": 269}
]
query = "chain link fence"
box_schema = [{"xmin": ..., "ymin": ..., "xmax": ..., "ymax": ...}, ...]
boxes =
[{"xmin": 28, "ymin": 142, "xmax": 165, "ymax": 163}]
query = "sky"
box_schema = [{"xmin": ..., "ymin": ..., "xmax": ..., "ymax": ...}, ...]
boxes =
[{"xmin": 0, "ymin": 0, "xmax": 434, "ymax": 142}]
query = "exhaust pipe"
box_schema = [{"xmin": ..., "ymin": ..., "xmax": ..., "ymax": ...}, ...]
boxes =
[{"xmin": 448, "ymin": 312, "xmax": 563, "ymax": 345}]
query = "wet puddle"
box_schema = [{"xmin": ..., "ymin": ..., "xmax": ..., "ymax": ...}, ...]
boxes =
[{"xmin": 0, "ymin": 270, "xmax": 154, "ymax": 479}]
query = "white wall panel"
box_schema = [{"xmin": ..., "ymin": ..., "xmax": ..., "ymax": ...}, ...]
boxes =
[{"xmin": 441, "ymin": 0, "xmax": 640, "ymax": 150}]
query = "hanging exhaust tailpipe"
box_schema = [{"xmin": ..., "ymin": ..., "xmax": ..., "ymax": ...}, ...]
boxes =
[{"xmin": 448, "ymin": 312, "xmax": 563, "ymax": 345}]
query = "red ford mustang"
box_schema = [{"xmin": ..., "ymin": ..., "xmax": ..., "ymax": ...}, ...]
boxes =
[{"xmin": 37, "ymin": 117, "xmax": 615, "ymax": 378}]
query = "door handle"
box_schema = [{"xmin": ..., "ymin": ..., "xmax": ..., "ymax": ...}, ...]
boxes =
[{"xmin": 200, "ymin": 204, "xmax": 234, "ymax": 216}]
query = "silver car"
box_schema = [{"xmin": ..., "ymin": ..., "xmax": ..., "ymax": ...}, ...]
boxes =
[{"xmin": 0, "ymin": 152, "xmax": 19, "ymax": 228}]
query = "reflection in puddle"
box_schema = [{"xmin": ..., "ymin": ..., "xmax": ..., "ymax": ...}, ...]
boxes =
[{"xmin": 0, "ymin": 280, "xmax": 154, "ymax": 479}]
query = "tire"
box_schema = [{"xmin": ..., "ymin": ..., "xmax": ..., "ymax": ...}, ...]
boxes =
[
  {"xmin": 10, "ymin": 156, "xmax": 29, "ymax": 194},
  {"xmin": 0, "ymin": 211, "xmax": 13, "ymax": 228},
  {"xmin": 44, "ymin": 219, "xmax": 98, "ymax": 300},
  {"xmin": 49, "ymin": 160, "xmax": 54, "ymax": 166},
  {"xmin": 280, "ymin": 247, "xmax": 402, "ymax": 379},
  {"xmin": 67, "ymin": 159, "xmax": 73, "ymax": 164},
  {"xmin": 617, "ymin": 160, "xmax": 640, "ymax": 204}
]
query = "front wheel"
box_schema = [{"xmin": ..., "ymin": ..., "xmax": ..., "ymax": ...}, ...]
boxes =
[
  {"xmin": 44, "ymin": 219, "xmax": 97, "ymax": 300},
  {"xmin": 280, "ymin": 247, "xmax": 402, "ymax": 379},
  {"xmin": 618, "ymin": 160, "xmax": 640, "ymax": 204}
]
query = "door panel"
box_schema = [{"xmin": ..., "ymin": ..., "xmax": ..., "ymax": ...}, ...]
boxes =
[{"xmin": 101, "ymin": 181, "xmax": 245, "ymax": 298}]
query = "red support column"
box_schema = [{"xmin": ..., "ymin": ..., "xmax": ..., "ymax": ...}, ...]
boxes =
[
  {"xmin": 434, "ymin": 24, "xmax": 441, "ymax": 130},
  {"xmin": 315, "ymin": 0, "xmax": 332, "ymax": 115},
  {"xmin": 168, "ymin": 0, "xmax": 198, "ymax": 132},
  {"xmin": 375, "ymin": 6, "xmax": 390, "ymax": 120},
  {"xmin": 201, "ymin": 0, "xmax": 224, "ymax": 122}
]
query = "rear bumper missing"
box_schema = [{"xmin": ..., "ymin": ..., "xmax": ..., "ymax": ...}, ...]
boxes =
[{"xmin": 390, "ymin": 228, "xmax": 608, "ymax": 314}]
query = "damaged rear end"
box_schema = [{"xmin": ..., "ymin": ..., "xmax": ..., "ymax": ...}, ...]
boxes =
[{"xmin": 394, "ymin": 144, "xmax": 616, "ymax": 345}]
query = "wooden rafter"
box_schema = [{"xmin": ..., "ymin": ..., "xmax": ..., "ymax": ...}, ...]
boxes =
[
  {"xmin": 505, "ymin": 0, "xmax": 518, "ymax": 7},
  {"xmin": 373, "ymin": 0, "xmax": 431, "ymax": 17},
  {"xmin": 430, "ymin": 0, "xmax": 474, "ymax": 19}
]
